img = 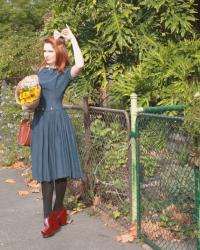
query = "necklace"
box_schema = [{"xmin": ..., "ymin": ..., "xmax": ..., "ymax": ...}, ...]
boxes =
[{"xmin": 45, "ymin": 65, "xmax": 56, "ymax": 70}]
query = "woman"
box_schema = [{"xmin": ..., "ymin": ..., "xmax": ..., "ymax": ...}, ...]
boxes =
[{"xmin": 31, "ymin": 25, "xmax": 84, "ymax": 238}]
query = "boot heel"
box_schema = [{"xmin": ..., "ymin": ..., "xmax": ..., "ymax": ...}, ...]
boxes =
[
  {"xmin": 55, "ymin": 207, "xmax": 67, "ymax": 226},
  {"xmin": 60, "ymin": 215, "xmax": 67, "ymax": 226}
]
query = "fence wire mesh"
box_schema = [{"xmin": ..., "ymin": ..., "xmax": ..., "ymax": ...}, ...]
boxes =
[
  {"xmin": 88, "ymin": 107, "xmax": 131, "ymax": 225},
  {"xmin": 62, "ymin": 107, "xmax": 87, "ymax": 209},
  {"xmin": 64, "ymin": 105, "xmax": 131, "ymax": 226},
  {"xmin": 137, "ymin": 113, "xmax": 197, "ymax": 250}
]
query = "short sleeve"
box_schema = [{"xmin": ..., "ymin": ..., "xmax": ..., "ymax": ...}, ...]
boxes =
[{"xmin": 64, "ymin": 66, "xmax": 73, "ymax": 83}]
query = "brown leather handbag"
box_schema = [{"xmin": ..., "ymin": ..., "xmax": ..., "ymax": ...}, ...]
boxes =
[{"xmin": 18, "ymin": 119, "xmax": 32, "ymax": 146}]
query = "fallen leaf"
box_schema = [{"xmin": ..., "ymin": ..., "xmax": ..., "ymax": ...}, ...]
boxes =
[
  {"xmin": 116, "ymin": 223, "xmax": 137, "ymax": 243},
  {"xmin": 70, "ymin": 208, "xmax": 83, "ymax": 216},
  {"xmin": 67, "ymin": 218, "xmax": 74, "ymax": 224},
  {"xmin": 17, "ymin": 190, "xmax": 29, "ymax": 196},
  {"xmin": 35, "ymin": 197, "xmax": 42, "ymax": 201},
  {"xmin": 27, "ymin": 180, "xmax": 40, "ymax": 188},
  {"xmin": 30, "ymin": 188, "xmax": 40, "ymax": 193},
  {"xmin": 116, "ymin": 233, "xmax": 134, "ymax": 243},
  {"xmin": 21, "ymin": 166, "xmax": 32, "ymax": 177},
  {"xmin": 129, "ymin": 223, "xmax": 138, "ymax": 236},
  {"xmin": 21, "ymin": 172, "xmax": 28, "ymax": 176},
  {"xmin": 9, "ymin": 161, "xmax": 24, "ymax": 169},
  {"xmin": 24, "ymin": 177, "xmax": 32, "ymax": 184},
  {"xmin": 76, "ymin": 208, "xmax": 83, "ymax": 212},
  {"xmin": 70, "ymin": 210, "xmax": 77, "ymax": 216},
  {"xmin": 5, "ymin": 179, "xmax": 16, "ymax": 184},
  {"xmin": 162, "ymin": 204, "xmax": 190, "ymax": 225},
  {"xmin": 173, "ymin": 212, "xmax": 189, "ymax": 225},
  {"xmin": 142, "ymin": 221, "xmax": 175, "ymax": 241}
]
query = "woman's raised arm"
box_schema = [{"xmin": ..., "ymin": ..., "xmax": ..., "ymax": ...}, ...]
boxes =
[{"xmin": 61, "ymin": 26, "xmax": 84, "ymax": 78}]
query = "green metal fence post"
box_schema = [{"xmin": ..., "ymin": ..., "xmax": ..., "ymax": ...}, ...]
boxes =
[
  {"xmin": 195, "ymin": 166, "xmax": 200, "ymax": 250},
  {"xmin": 130, "ymin": 93, "xmax": 139, "ymax": 229}
]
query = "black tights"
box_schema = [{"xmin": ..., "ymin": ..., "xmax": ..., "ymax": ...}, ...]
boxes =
[{"xmin": 41, "ymin": 178, "xmax": 67, "ymax": 218}]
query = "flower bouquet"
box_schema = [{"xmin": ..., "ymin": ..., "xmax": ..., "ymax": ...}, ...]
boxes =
[{"xmin": 15, "ymin": 75, "xmax": 41, "ymax": 112}]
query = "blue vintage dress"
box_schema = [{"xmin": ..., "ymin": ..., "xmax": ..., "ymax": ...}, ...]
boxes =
[{"xmin": 31, "ymin": 66, "xmax": 83, "ymax": 182}]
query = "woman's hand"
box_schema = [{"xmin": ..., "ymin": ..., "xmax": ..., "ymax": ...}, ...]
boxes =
[
  {"xmin": 61, "ymin": 25, "xmax": 75, "ymax": 42},
  {"xmin": 61, "ymin": 24, "xmax": 84, "ymax": 78}
]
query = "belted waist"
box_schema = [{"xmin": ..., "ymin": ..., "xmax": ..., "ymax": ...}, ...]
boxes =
[{"xmin": 36, "ymin": 106, "xmax": 64, "ymax": 112}]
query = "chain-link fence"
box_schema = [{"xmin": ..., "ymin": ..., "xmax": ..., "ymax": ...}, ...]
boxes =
[
  {"xmin": 88, "ymin": 106, "xmax": 131, "ymax": 225},
  {"xmin": 64, "ymin": 97, "xmax": 199, "ymax": 248},
  {"xmin": 137, "ymin": 113, "xmax": 197, "ymax": 250},
  {"xmin": 64, "ymin": 99, "xmax": 131, "ymax": 226}
]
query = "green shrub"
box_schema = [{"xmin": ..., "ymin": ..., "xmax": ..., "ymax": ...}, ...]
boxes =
[
  {"xmin": 184, "ymin": 94, "xmax": 200, "ymax": 166},
  {"xmin": 184, "ymin": 95, "xmax": 200, "ymax": 137},
  {"xmin": 0, "ymin": 85, "xmax": 31, "ymax": 166},
  {"xmin": 90, "ymin": 119, "xmax": 128, "ymax": 182}
]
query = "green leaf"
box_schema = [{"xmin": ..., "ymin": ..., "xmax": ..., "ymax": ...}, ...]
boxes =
[{"xmin": 112, "ymin": 210, "xmax": 121, "ymax": 219}]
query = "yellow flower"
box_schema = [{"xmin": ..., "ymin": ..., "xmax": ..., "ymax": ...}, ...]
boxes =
[
  {"xmin": 20, "ymin": 99, "xmax": 26, "ymax": 105},
  {"xmin": 31, "ymin": 94, "xmax": 37, "ymax": 101},
  {"xmin": 23, "ymin": 92, "xmax": 29, "ymax": 98},
  {"xmin": 19, "ymin": 93, "xmax": 24, "ymax": 100},
  {"xmin": 17, "ymin": 82, "xmax": 41, "ymax": 107},
  {"xmin": 34, "ymin": 90, "xmax": 39, "ymax": 96},
  {"xmin": 32, "ymin": 86, "xmax": 38, "ymax": 91}
]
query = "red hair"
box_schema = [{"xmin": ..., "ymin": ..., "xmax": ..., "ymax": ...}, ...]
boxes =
[{"xmin": 41, "ymin": 37, "xmax": 70, "ymax": 72}]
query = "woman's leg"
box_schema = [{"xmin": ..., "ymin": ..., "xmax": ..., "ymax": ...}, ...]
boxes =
[
  {"xmin": 41, "ymin": 180, "xmax": 54, "ymax": 218},
  {"xmin": 41, "ymin": 181, "xmax": 60, "ymax": 237},
  {"xmin": 53, "ymin": 177, "xmax": 67, "ymax": 211}
]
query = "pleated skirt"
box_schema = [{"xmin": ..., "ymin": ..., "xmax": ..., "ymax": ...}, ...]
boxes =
[{"xmin": 31, "ymin": 109, "xmax": 83, "ymax": 181}]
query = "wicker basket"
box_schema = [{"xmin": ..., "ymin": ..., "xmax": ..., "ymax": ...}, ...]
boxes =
[{"xmin": 15, "ymin": 75, "xmax": 41, "ymax": 112}]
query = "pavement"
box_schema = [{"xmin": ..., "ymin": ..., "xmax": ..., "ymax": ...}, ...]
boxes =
[{"xmin": 0, "ymin": 166, "xmax": 145, "ymax": 250}]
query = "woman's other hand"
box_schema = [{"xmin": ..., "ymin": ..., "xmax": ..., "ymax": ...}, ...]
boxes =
[
  {"xmin": 61, "ymin": 24, "xmax": 84, "ymax": 78},
  {"xmin": 61, "ymin": 25, "xmax": 75, "ymax": 42}
]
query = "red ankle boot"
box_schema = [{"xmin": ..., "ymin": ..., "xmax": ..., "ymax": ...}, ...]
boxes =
[
  {"xmin": 41, "ymin": 212, "xmax": 60, "ymax": 238},
  {"xmin": 54, "ymin": 207, "xmax": 67, "ymax": 226}
]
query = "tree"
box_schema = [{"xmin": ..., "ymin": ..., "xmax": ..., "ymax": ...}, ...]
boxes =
[
  {"xmin": 0, "ymin": 0, "xmax": 50, "ymax": 83},
  {"xmin": 0, "ymin": 34, "xmax": 41, "ymax": 82},
  {"xmin": 43, "ymin": 0, "xmax": 138, "ymax": 106},
  {"xmin": 45, "ymin": 0, "xmax": 199, "ymax": 108},
  {"xmin": 1, "ymin": 0, "xmax": 199, "ymax": 108}
]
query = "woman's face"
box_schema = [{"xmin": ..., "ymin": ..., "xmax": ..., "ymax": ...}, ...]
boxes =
[{"xmin": 43, "ymin": 43, "xmax": 56, "ymax": 67}]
